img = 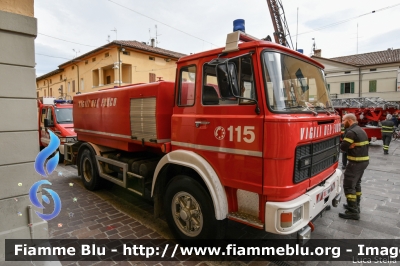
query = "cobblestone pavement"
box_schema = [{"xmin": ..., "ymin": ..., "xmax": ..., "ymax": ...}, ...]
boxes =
[{"xmin": 44, "ymin": 139, "xmax": 400, "ymax": 266}]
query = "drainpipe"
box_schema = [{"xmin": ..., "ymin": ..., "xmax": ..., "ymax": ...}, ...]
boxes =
[
  {"xmin": 118, "ymin": 45, "xmax": 124, "ymax": 86},
  {"xmin": 73, "ymin": 63, "xmax": 80, "ymax": 93},
  {"xmin": 358, "ymin": 67, "xmax": 361, "ymax": 97}
]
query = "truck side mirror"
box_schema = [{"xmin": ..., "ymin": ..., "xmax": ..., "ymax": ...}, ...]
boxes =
[
  {"xmin": 44, "ymin": 118, "xmax": 54, "ymax": 127},
  {"xmin": 216, "ymin": 62, "xmax": 239, "ymax": 98}
]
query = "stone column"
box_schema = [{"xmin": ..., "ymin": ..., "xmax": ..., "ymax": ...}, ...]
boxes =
[
  {"xmin": 114, "ymin": 61, "xmax": 121, "ymax": 85},
  {"xmin": 0, "ymin": 1, "xmax": 49, "ymax": 260}
]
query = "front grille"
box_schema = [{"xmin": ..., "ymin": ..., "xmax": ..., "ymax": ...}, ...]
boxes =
[{"xmin": 293, "ymin": 136, "xmax": 340, "ymax": 184}]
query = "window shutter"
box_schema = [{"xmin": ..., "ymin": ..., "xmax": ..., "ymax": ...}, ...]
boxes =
[
  {"xmin": 369, "ymin": 80, "xmax": 377, "ymax": 92},
  {"xmin": 340, "ymin": 83, "xmax": 344, "ymax": 94},
  {"xmin": 350, "ymin": 82, "xmax": 355, "ymax": 93}
]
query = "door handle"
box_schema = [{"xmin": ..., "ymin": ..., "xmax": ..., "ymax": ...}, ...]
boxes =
[{"xmin": 195, "ymin": 121, "xmax": 210, "ymax": 128}]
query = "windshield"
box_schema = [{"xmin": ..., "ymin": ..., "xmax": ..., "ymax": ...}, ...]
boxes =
[
  {"xmin": 55, "ymin": 108, "xmax": 73, "ymax": 124},
  {"xmin": 262, "ymin": 51, "xmax": 333, "ymax": 112}
]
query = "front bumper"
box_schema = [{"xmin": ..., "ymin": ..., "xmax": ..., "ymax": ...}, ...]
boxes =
[{"xmin": 265, "ymin": 169, "xmax": 342, "ymax": 235}]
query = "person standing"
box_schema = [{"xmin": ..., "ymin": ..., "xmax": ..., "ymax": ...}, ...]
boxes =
[
  {"xmin": 391, "ymin": 113, "xmax": 398, "ymax": 128},
  {"xmin": 381, "ymin": 114, "xmax": 395, "ymax": 155},
  {"xmin": 339, "ymin": 113, "xmax": 369, "ymax": 220}
]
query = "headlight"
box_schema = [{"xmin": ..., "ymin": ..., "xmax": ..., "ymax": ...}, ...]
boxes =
[
  {"xmin": 293, "ymin": 206, "xmax": 303, "ymax": 224},
  {"xmin": 280, "ymin": 205, "xmax": 303, "ymax": 228},
  {"xmin": 66, "ymin": 137, "xmax": 76, "ymax": 143}
]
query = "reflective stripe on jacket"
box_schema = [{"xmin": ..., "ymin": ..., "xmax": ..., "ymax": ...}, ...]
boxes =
[
  {"xmin": 381, "ymin": 120, "xmax": 394, "ymax": 133},
  {"xmin": 340, "ymin": 124, "xmax": 369, "ymax": 162}
]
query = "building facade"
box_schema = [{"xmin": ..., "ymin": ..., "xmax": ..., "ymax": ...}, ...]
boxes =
[
  {"xmin": 0, "ymin": 0, "xmax": 50, "ymax": 260},
  {"xmin": 312, "ymin": 49, "xmax": 400, "ymax": 101},
  {"xmin": 36, "ymin": 41, "xmax": 185, "ymax": 99}
]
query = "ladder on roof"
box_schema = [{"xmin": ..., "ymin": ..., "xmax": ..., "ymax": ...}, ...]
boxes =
[{"xmin": 332, "ymin": 97, "xmax": 399, "ymax": 109}]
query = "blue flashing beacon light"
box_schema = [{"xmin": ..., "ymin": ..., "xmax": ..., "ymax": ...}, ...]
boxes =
[{"xmin": 233, "ymin": 19, "xmax": 245, "ymax": 32}]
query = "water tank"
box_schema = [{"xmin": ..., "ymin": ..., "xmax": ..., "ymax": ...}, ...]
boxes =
[{"xmin": 233, "ymin": 19, "xmax": 245, "ymax": 32}]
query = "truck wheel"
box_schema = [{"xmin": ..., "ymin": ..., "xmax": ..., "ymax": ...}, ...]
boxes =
[
  {"xmin": 79, "ymin": 149, "xmax": 102, "ymax": 191},
  {"xmin": 164, "ymin": 175, "xmax": 226, "ymax": 240},
  {"xmin": 59, "ymin": 152, "xmax": 64, "ymax": 163}
]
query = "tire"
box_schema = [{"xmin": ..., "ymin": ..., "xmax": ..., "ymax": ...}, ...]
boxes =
[
  {"xmin": 164, "ymin": 175, "xmax": 227, "ymax": 240},
  {"xmin": 59, "ymin": 152, "xmax": 64, "ymax": 163},
  {"xmin": 79, "ymin": 149, "xmax": 102, "ymax": 191}
]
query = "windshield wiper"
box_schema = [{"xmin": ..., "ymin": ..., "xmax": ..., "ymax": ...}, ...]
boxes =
[
  {"xmin": 314, "ymin": 106, "xmax": 334, "ymax": 115},
  {"xmin": 283, "ymin": 106, "xmax": 304, "ymax": 109}
]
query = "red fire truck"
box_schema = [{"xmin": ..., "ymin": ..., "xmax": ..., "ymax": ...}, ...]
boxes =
[
  {"xmin": 333, "ymin": 97, "xmax": 399, "ymax": 141},
  {"xmin": 65, "ymin": 26, "xmax": 342, "ymax": 241},
  {"xmin": 38, "ymin": 98, "xmax": 76, "ymax": 161}
]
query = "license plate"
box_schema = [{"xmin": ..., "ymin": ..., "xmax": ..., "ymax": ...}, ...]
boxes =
[{"xmin": 316, "ymin": 182, "xmax": 335, "ymax": 203}]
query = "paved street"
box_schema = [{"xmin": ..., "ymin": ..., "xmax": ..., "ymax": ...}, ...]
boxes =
[{"xmin": 45, "ymin": 139, "xmax": 400, "ymax": 266}]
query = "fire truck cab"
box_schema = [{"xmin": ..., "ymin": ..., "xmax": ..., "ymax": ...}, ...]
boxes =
[
  {"xmin": 66, "ymin": 26, "xmax": 342, "ymax": 241},
  {"xmin": 38, "ymin": 98, "xmax": 76, "ymax": 161}
]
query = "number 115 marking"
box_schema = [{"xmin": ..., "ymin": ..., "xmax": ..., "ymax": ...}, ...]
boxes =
[{"xmin": 227, "ymin": 126, "xmax": 255, "ymax": 143}]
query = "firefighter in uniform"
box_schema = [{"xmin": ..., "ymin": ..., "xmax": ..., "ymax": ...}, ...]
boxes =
[
  {"xmin": 381, "ymin": 114, "xmax": 395, "ymax": 155},
  {"xmin": 339, "ymin": 113, "xmax": 369, "ymax": 220}
]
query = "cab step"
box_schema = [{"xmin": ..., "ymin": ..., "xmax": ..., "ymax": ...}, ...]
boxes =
[{"xmin": 227, "ymin": 212, "xmax": 264, "ymax": 229}]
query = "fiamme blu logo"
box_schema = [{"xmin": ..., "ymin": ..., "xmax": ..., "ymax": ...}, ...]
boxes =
[{"xmin": 29, "ymin": 131, "xmax": 62, "ymax": 220}]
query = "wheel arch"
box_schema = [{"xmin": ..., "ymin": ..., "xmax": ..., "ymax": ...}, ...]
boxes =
[{"xmin": 151, "ymin": 150, "xmax": 228, "ymax": 220}]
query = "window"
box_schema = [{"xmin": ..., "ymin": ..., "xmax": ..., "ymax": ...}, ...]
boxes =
[
  {"xmin": 123, "ymin": 51, "xmax": 130, "ymax": 55},
  {"xmin": 105, "ymin": 52, "xmax": 109, "ymax": 57},
  {"xmin": 50, "ymin": 88, "xmax": 52, "ymax": 97},
  {"xmin": 106, "ymin": 76, "xmax": 111, "ymax": 84},
  {"xmin": 92, "ymin": 58, "xmax": 96, "ymax": 62},
  {"xmin": 327, "ymin": 84, "xmax": 330, "ymax": 92},
  {"xmin": 60, "ymin": 85, "xmax": 63, "ymax": 95},
  {"xmin": 50, "ymin": 79, "xmax": 52, "ymax": 84},
  {"xmin": 72, "ymin": 80, "xmax": 75, "ymax": 92},
  {"xmin": 344, "ymin": 71, "xmax": 351, "ymax": 74},
  {"xmin": 44, "ymin": 90, "xmax": 46, "ymax": 97},
  {"xmin": 149, "ymin": 56, "xmax": 155, "ymax": 61},
  {"xmin": 202, "ymin": 54, "xmax": 256, "ymax": 106},
  {"xmin": 81, "ymin": 78, "xmax": 84, "ymax": 91},
  {"xmin": 262, "ymin": 51, "xmax": 333, "ymax": 112},
  {"xmin": 340, "ymin": 82, "xmax": 354, "ymax": 94},
  {"xmin": 178, "ymin": 65, "xmax": 196, "ymax": 106},
  {"xmin": 43, "ymin": 80, "xmax": 46, "ymax": 85},
  {"xmin": 41, "ymin": 108, "xmax": 46, "ymax": 123},
  {"xmin": 370, "ymin": 68, "xmax": 377, "ymax": 72},
  {"xmin": 68, "ymin": 82, "xmax": 71, "ymax": 93},
  {"xmin": 85, "ymin": 60, "xmax": 88, "ymax": 65},
  {"xmin": 37, "ymin": 92, "xmax": 39, "ymax": 98},
  {"xmin": 46, "ymin": 107, "xmax": 54, "ymax": 124},
  {"xmin": 149, "ymin": 73, "xmax": 156, "ymax": 83},
  {"xmin": 72, "ymin": 66, "xmax": 75, "ymax": 70},
  {"xmin": 60, "ymin": 75, "xmax": 62, "ymax": 81},
  {"xmin": 369, "ymin": 80, "xmax": 377, "ymax": 92}
]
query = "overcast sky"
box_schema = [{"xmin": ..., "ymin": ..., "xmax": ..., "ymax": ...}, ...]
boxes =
[{"xmin": 34, "ymin": 0, "xmax": 400, "ymax": 76}]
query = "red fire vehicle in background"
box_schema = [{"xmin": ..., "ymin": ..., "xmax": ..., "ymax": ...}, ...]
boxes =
[
  {"xmin": 38, "ymin": 98, "xmax": 76, "ymax": 161},
  {"xmin": 332, "ymin": 97, "xmax": 399, "ymax": 141},
  {"xmin": 65, "ymin": 23, "xmax": 342, "ymax": 241}
]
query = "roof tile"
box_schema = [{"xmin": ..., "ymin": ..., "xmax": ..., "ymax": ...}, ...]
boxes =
[
  {"xmin": 113, "ymin": 40, "xmax": 186, "ymax": 59},
  {"xmin": 330, "ymin": 48, "xmax": 400, "ymax": 66}
]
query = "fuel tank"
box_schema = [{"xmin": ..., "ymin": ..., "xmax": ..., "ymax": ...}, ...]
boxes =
[{"xmin": 73, "ymin": 82, "xmax": 175, "ymax": 152}]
